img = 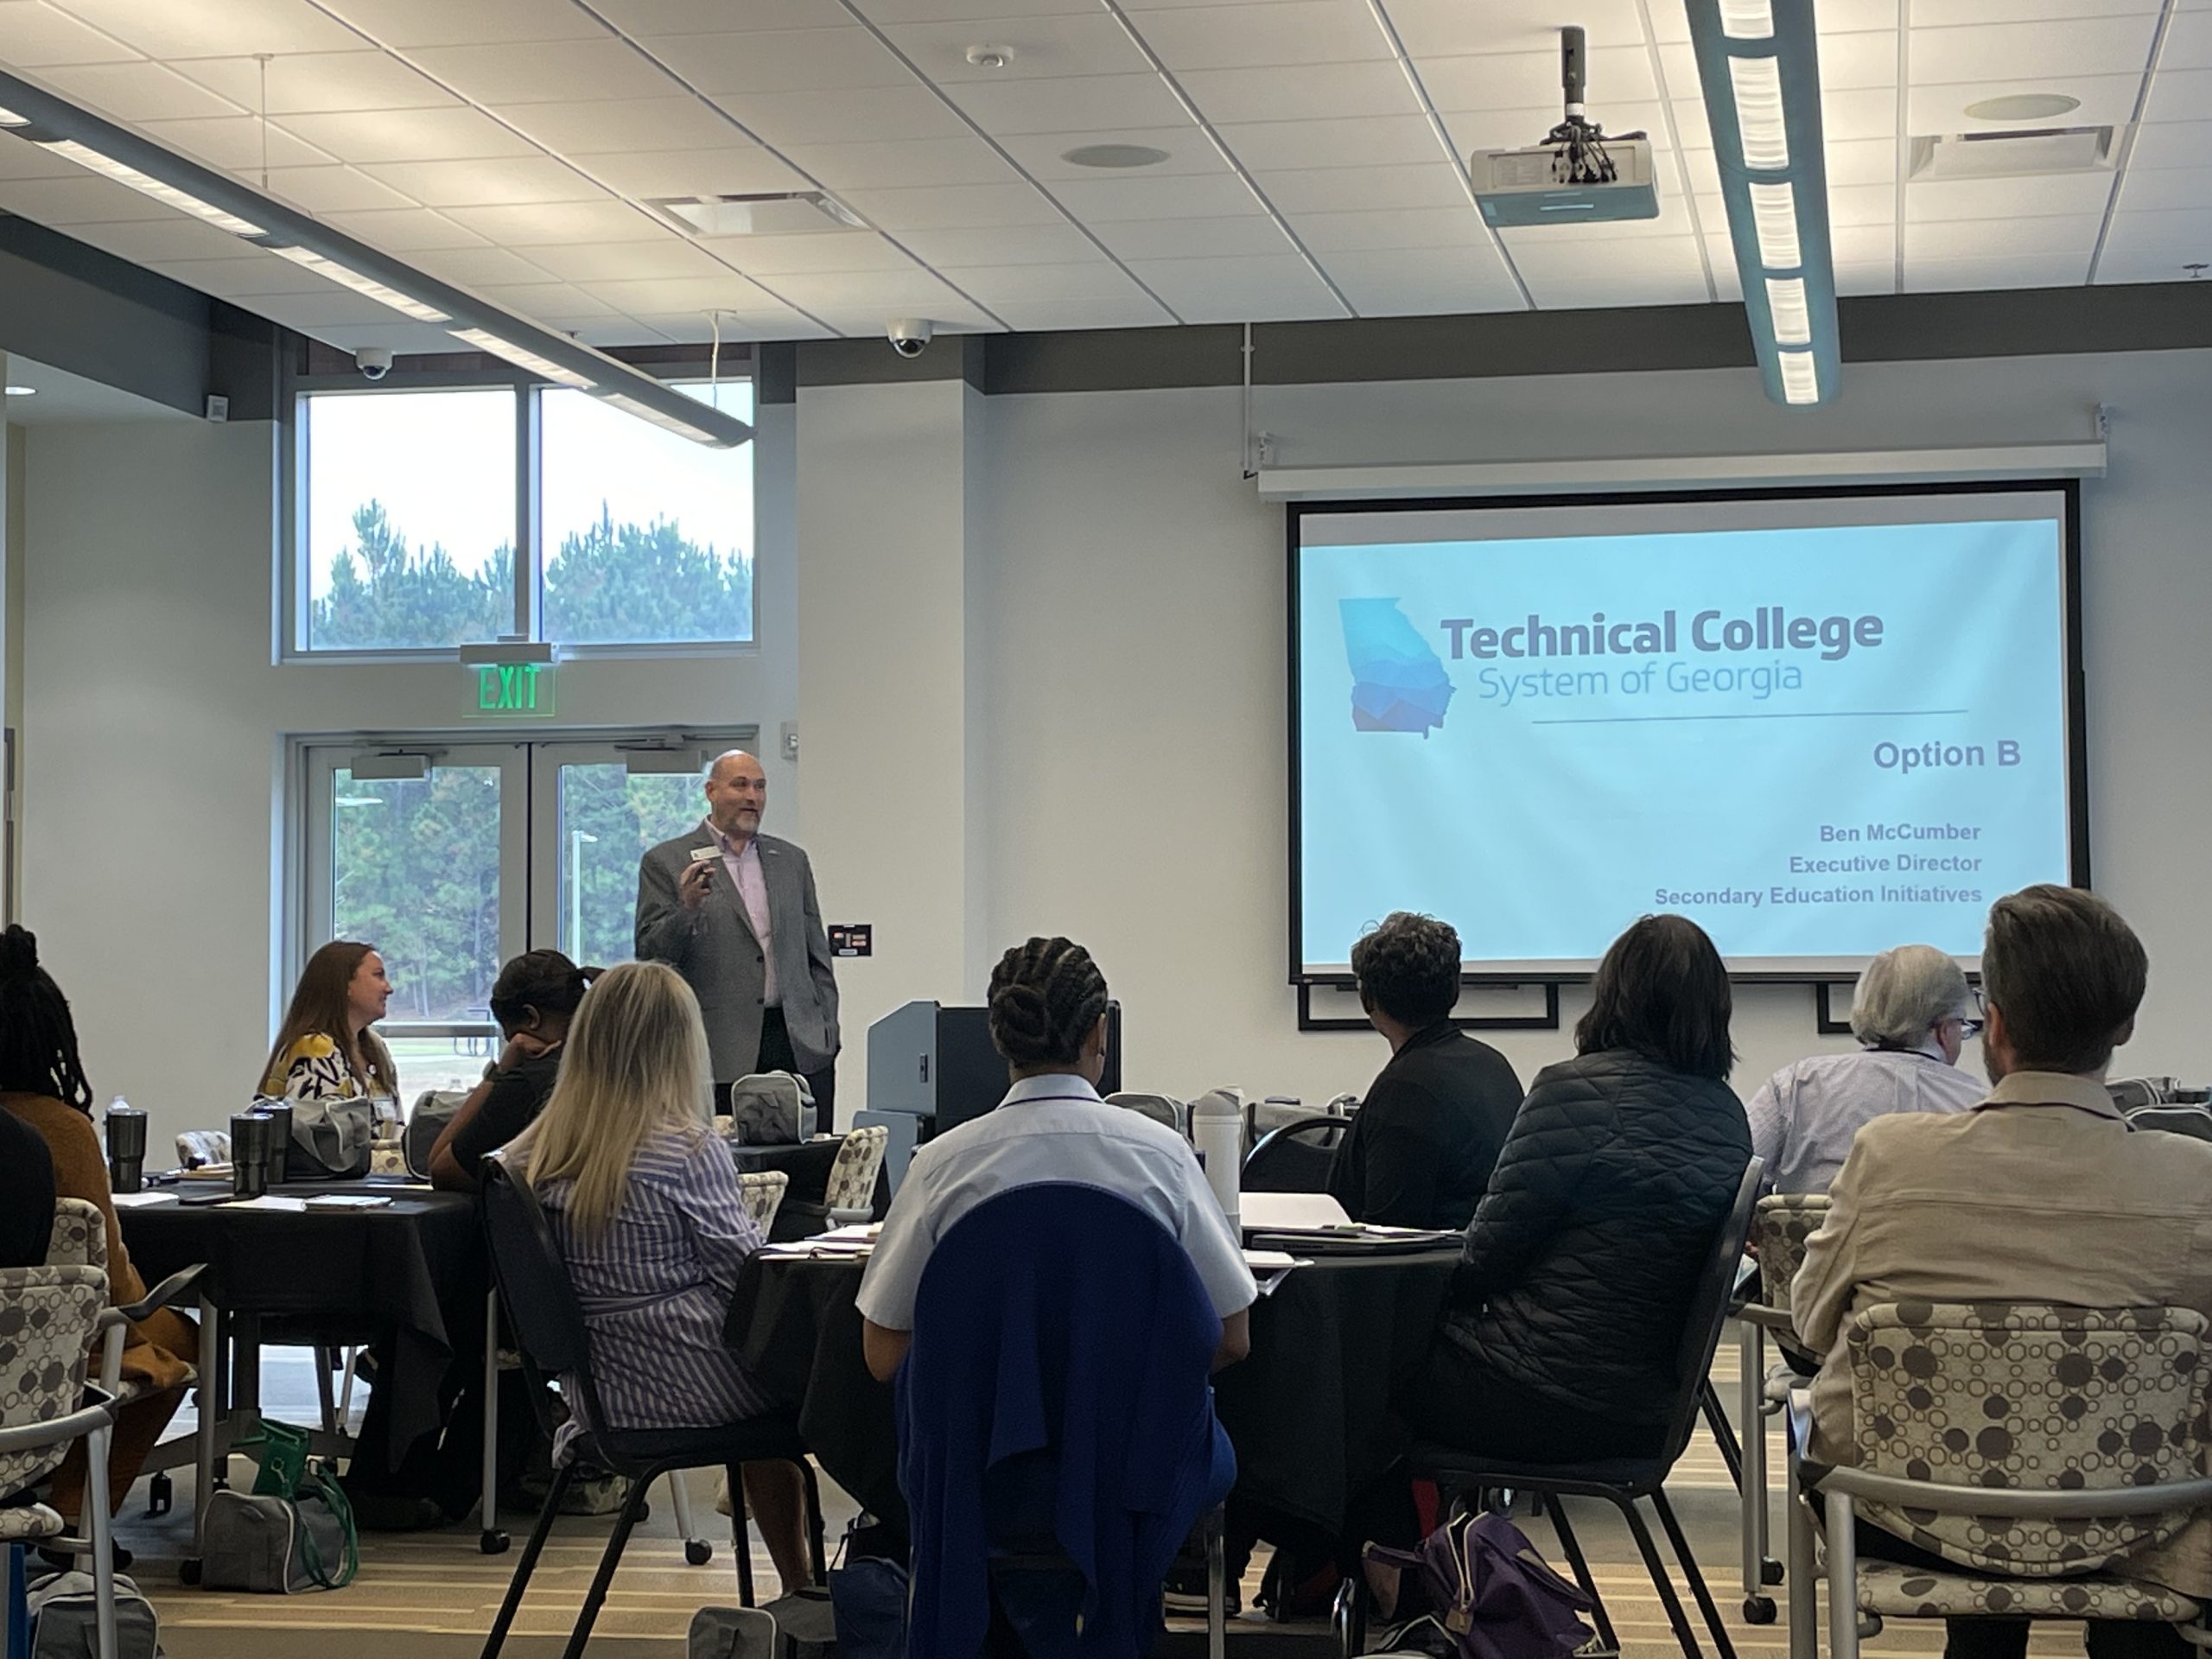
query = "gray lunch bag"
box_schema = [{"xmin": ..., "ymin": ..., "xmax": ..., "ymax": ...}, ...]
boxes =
[
  {"xmin": 200, "ymin": 1487, "xmax": 354, "ymax": 1594},
  {"xmin": 27, "ymin": 1567, "xmax": 161, "ymax": 1658}
]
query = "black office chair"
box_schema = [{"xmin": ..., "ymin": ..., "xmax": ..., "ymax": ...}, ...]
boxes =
[
  {"xmin": 1340, "ymin": 1157, "xmax": 1764, "ymax": 1659},
  {"xmin": 1242, "ymin": 1115, "xmax": 1349, "ymax": 1194},
  {"xmin": 475, "ymin": 1162, "xmax": 827, "ymax": 1659}
]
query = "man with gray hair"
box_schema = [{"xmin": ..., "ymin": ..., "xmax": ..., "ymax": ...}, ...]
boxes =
[{"xmin": 1745, "ymin": 942, "xmax": 1984, "ymax": 1194}]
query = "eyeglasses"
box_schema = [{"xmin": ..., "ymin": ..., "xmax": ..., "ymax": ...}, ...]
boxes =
[{"xmin": 1949, "ymin": 988, "xmax": 1986, "ymax": 1040}]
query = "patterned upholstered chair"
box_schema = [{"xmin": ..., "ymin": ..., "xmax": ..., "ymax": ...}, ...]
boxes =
[
  {"xmin": 823, "ymin": 1126, "xmax": 889, "ymax": 1225},
  {"xmin": 1735, "ymin": 1192, "xmax": 1830, "ymax": 1621},
  {"xmin": 738, "ymin": 1170, "xmax": 790, "ymax": 1235},
  {"xmin": 1785, "ymin": 1301, "xmax": 2212, "ymax": 1659},
  {"xmin": 1105, "ymin": 1093, "xmax": 1187, "ymax": 1137},
  {"xmin": 0, "ymin": 1263, "xmax": 120, "ymax": 1659}
]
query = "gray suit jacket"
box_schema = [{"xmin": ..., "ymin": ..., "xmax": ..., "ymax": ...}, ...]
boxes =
[{"xmin": 634, "ymin": 826, "xmax": 842, "ymax": 1084}]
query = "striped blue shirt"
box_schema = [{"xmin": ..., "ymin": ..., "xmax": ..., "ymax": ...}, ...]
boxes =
[{"xmin": 535, "ymin": 1127, "xmax": 780, "ymax": 1446}]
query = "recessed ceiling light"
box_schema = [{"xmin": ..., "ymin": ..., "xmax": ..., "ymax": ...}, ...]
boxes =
[
  {"xmin": 965, "ymin": 43, "xmax": 1014, "ymax": 68},
  {"xmin": 1965, "ymin": 92, "xmax": 2081, "ymax": 121},
  {"xmin": 1062, "ymin": 143, "xmax": 1172, "ymax": 169},
  {"xmin": 3, "ymin": 385, "xmax": 32, "ymax": 396}
]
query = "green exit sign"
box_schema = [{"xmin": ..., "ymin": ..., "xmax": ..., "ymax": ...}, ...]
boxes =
[{"xmin": 472, "ymin": 663, "xmax": 556, "ymax": 718}]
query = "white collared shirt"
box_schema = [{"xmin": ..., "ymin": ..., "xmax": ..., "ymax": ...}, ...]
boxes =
[
  {"xmin": 1745, "ymin": 1041, "xmax": 1986, "ymax": 1195},
  {"xmin": 703, "ymin": 818, "xmax": 779, "ymax": 1008},
  {"xmin": 856, "ymin": 1073, "xmax": 1257, "ymax": 1331}
]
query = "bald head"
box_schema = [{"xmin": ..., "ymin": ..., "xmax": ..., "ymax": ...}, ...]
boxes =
[{"xmin": 704, "ymin": 749, "xmax": 768, "ymax": 842}]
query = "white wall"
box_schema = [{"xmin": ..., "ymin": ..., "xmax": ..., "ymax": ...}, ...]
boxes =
[{"xmin": 19, "ymin": 412, "xmax": 797, "ymax": 1148}]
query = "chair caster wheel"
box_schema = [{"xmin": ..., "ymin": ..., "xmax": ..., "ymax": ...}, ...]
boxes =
[
  {"xmin": 480, "ymin": 1529, "xmax": 509, "ymax": 1555},
  {"xmin": 1743, "ymin": 1597, "xmax": 1777, "ymax": 1624},
  {"xmin": 685, "ymin": 1540, "xmax": 713, "ymax": 1567},
  {"xmin": 180, "ymin": 1559, "xmax": 202, "ymax": 1586},
  {"xmin": 1859, "ymin": 1613, "xmax": 1884, "ymax": 1640},
  {"xmin": 148, "ymin": 1472, "xmax": 173, "ymax": 1518},
  {"xmin": 1761, "ymin": 1557, "xmax": 1784, "ymax": 1586}
]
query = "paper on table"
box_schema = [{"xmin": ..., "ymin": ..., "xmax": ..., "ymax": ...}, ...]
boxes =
[
  {"xmin": 110, "ymin": 1191, "xmax": 178, "ymax": 1209},
  {"xmin": 222, "ymin": 1195, "xmax": 310, "ymax": 1213},
  {"xmin": 1239, "ymin": 1192, "xmax": 1352, "ymax": 1233}
]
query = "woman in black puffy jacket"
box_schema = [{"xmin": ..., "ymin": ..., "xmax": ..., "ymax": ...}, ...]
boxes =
[{"xmin": 1402, "ymin": 913, "xmax": 1752, "ymax": 1461}]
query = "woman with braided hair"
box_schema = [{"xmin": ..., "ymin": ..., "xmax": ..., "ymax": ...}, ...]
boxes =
[{"xmin": 0, "ymin": 924, "xmax": 198, "ymax": 1551}]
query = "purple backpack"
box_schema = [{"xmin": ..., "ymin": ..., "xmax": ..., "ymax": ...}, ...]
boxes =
[{"xmin": 1363, "ymin": 1511, "xmax": 1594, "ymax": 1659}]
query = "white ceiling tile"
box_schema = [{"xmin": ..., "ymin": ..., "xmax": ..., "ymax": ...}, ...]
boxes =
[
  {"xmin": 845, "ymin": 0, "xmax": 1097, "ymax": 21},
  {"xmin": 2098, "ymin": 206, "xmax": 2212, "ymax": 256},
  {"xmin": 1049, "ymin": 170, "xmax": 1262, "ymax": 218},
  {"xmin": 1910, "ymin": 16, "xmax": 2158, "ymax": 84},
  {"xmin": 2115, "ymin": 166, "xmax": 2212, "ymax": 213},
  {"xmin": 171, "ymin": 52, "xmax": 458, "ymax": 114},
  {"xmin": 1385, "ymin": 0, "xmax": 1644, "ymax": 57},
  {"xmin": 944, "ymin": 73, "xmax": 1192, "ymax": 134},
  {"xmin": 0, "ymin": 1, "xmax": 138, "ymax": 66},
  {"xmin": 1174, "ymin": 60, "xmax": 1418, "ymax": 123},
  {"xmin": 574, "ymin": 147, "xmax": 809, "ymax": 197},
  {"xmin": 1421, "ymin": 47, "xmax": 1658, "ymax": 111},
  {"xmin": 406, "ymin": 39, "xmax": 684, "ymax": 104},
  {"xmin": 717, "ymin": 86, "xmax": 972, "ymax": 147},
  {"xmin": 521, "ymin": 237, "xmax": 730, "ymax": 280},
  {"xmin": 0, "ymin": 172, "xmax": 172, "ymax": 222},
  {"xmin": 1909, "ymin": 74, "xmax": 2145, "ymax": 133},
  {"xmin": 898, "ymin": 222, "xmax": 1098, "ymax": 263},
  {"xmin": 752, "ymin": 268, "xmax": 976, "ymax": 309},
  {"xmin": 2094, "ymin": 255, "xmax": 2212, "ymax": 284},
  {"xmin": 1502, "ymin": 232, "xmax": 1705, "ymax": 278},
  {"xmin": 1677, "ymin": 146, "xmax": 1723, "ymax": 195},
  {"xmin": 1526, "ymin": 270, "xmax": 1714, "ymax": 307},
  {"xmin": 1819, "ymin": 86, "xmax": 1907, "ymax": 142},
  {"xmin": 1212, "ymin": 114, "xmax": 1446, "ymax": 172},
  {"xmin": 2145, "ymin": 68, "xmax": 2212, "ymax": 118},
  {"xmin": 988, "ymin": 296, "xmax": 1177, "ymax": 329},
  {"xmin": 326, "ymin": 0, "xmax": 614, "ymax": 47},
  {"xmin": 807, "ymin": 300, "xmax": 1001, "ymax": 332},
  {"xmin": 0, "ymin": 136, "xmax": 81, "ymax": 181},
  {"xmin": 403, "ymin": 245, "xmax": 563, "ymax": 287},
  {"xmin": 1906, "ymin": 213, "xmax": 2101, "ymax": 258},
  {"xmin": 440, "ymin": 197, "xmax": 664, "ymax": 243},
  {"xmin": 575, "ymin": 273, "xmax": 793, "ymax": 310},
  {"xmin": 318, "ymin": 205, "xmax": 490, "ymax": 248},
  {"xmin": 1092, "ymin": 213, "xmax": 1293, "ymax": 256},
  {"xmin": 1818, "ymin": 30, "xmax": 1904, "ymax": 92},
  {"xmin": 1827, "ymin": 220, "xmax": 1897, "ymax": 264},
  {"xmin": 1904, "ymin": 251, "xmax": 2091, "ymax": 289},
  {"xmin": 701, "ymin": 232, "xmax": 917, "ymax": 273},
  {"xmin": 35, "ymin": 60, "xmax": 246, "ymax": 119},
  {"xmin": 467, "ymin": 280, "xmax": 623, "ymax": 317},
  {"xmin": 651, "ymin": 29, "xmax": 912, "ymax": 94},
  {"xmin": 880, "ymin": 13, "xmax": 1150, "ymax": 79},
  {"xmin": 1126, "ymin": 250, "xmax": 1320, "ymax": 287},
  {"xmin": 595, "ymin": 0, "xmax": 851, "ymax": 32},
  {"xmin": 53, "ymin": 0, "xmax": 363, "ymax": 56},
  {"xmin": 1904, "ymin": 172, "xmax": 2117, "ymax": 220},
  {"xmin": 2165, "ymin": 9, "xmax": 2212, "ymax": 66},
  {"xmin": 837, "ymin": 181, "xmax": 1065, "ymax": 227},
  {"xmin": 355, "ymin": 156, "xmax": 603, "ymax": 207},
  {"xmin": 64, "ymin": 213, "xmax": 285, "ymax": 259},
  {"xmin": 1165, "ymin": 286, "xmax": 1343, "ymax": 322},
  {"xmin": 252, "ymin": 162, "xmax": 423, "ymax": 212},
  {"xmin": 559, "ymin": 315, "xmax": 677, "ymax": 345},
  {"xmin": 1317, "ymin": 244, "xmax": 1513, "ymax": 284},
  {"xmin": 1129, "ymin": 2, "xmax": 1389, "ymax": 70},
  {"xmin": 779, "ymin": 136, "xmax": 1018, "ymax": 188},
  {"xmin": 1336, "ymin": 281, "xmax": 1523, "ymax": 317},
  {"xmin": 1821, "ymin": 181, "xmax": 1899, "ymax": 225},
  {"xmin": 1834, "ymin": 263, "xmax": 1897, "ymax": 295},
  {"xmin": 630, "ymin": 308, "xmax": 827, "ymax": 340},
  {"xmin": 1290, "ymin": 204, "xmax": 1493, "ymax": 249},
  {"xmin": 150, "ymin": 252, "xmax": 338, "ymax": 295},
  {"xmin": 933, "ymin": 260, "xmax": 1151, "ymax": 300},
  {"xmin": 995, "ymin": 127, "xmax": 1224, "ymax": 178},
  {"xmin": 493, "ymin": 96, "xmax": 742, "ymax": 153},
  {"xmin": 1254, "ymin": 162, "xmax": 1465, "ymax": 213},
  {"xmin": 1914, "ymin": 0, "xmax": 2153, "ymax": 23},
  {"xmin": 1821, "ymin": 137, "xmax": 1904, "ymax": 187},
  {"xmin": 274, "ymin": 106, "xmax": 540, "ymax": 163},
  {"xmin": 1444, "ymin": 100, "xmax": 1666, "ymax": 156},
  {"xmin": 137, "ymin": 113, "xmax": 335, "ymax": 170}
]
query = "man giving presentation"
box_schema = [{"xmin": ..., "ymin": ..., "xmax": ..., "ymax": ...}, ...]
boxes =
[{"xmin": 636, "ymin": 749, "xmax": 842, "ymax": 1128}]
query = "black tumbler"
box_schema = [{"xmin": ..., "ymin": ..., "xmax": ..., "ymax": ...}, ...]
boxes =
[
  {"xmin": 105, "ymin": 1103, "xmax": 148, "ymax": 1196},
  {"xmin": 256, "ymin": 1103, "xmax": 294, "ymax": 1184},
  {"xmin": 231, "ymin": 1112, "xmax": 273, "ymax": 1201}
]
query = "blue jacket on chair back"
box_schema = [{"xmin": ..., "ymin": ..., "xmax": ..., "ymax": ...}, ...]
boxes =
[{"xmin": 895, "ymin": 1182, "xmax": 1237, "ymax": 1659}]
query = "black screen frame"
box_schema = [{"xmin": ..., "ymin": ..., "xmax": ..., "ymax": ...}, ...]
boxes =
[{"xmin": 1286, "ymin": 479, "xmax": 2090, "ymax": 988}]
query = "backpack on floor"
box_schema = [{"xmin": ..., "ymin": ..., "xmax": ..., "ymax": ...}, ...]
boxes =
[{"xmin": 26, "ymin": 1567, "xmax": 161, "ymax": 1658}]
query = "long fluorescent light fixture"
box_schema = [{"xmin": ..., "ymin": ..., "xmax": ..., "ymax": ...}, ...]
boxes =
[
  {"xmin": 1684, "ymin": 0, "xmax": 1840, "ymax": 407},
  {"xmin": 0, "ymin": 66, "xmax": 752, "ymax": 448}
]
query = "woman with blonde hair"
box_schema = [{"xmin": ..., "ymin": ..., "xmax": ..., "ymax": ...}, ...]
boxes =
[{"xmin": 503, "ymin": 960, "xmax": 811, "ymax": 1594}]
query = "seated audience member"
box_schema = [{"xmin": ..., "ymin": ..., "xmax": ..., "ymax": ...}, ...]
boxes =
[
  {"xmin": 1795, "ymin": 887, "xmax": 2212, "ymax": 1659},
  {"xmin": 856, "ymin": 936, "xmax": 1255, "ymax": 1384},
  {"xmin": 1402, "ymin": 913, "xmax": 1751, "ymax": 1461},
  {"xmin": 430, "ymin": 950, "xmax": 596, "ymax": 1192},
  {"xmin": 260, "ymin": 939, "xmax": 399, "ymax": 1105},
  {"xmin": 0, "ymin": 1102, "xmax": 56, "ymax": 1268},
  {"xmin": 503, "ymin": 960, "xmax": 812, "ymax": 1595},
  {"xmin": 1325, "ymin": 911, "xmax": 1522, "ymax": 1229},
  {"xmin": 1746, "ymin": 942, "xmax": 1985, "ymax": 1195},
  {"xmin": 0, "ymin": 925, "xmax": 197, "ymax": 1548}
]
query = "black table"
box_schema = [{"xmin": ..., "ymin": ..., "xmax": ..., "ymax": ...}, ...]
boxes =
[
  {"xmin": 723, "ymin": 1248, "xmax": 1460, "ymax": 1538},
  {"xmin": 121, "ymin": 1176, "xmax": 484, "ymax": 1460}
]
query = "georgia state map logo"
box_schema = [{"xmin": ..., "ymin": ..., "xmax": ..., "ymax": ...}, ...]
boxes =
[{"xmin": 1339, "ymin": 597, "xmax": 1453, "ymax": 735}]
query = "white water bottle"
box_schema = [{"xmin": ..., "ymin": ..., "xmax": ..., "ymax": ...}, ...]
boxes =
[{"xmin": 1190, "ymin": 1088, "xmax": 1244, "ymax": 1235}]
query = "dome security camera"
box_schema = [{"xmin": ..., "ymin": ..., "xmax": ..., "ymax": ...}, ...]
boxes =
[
  {"xmin": 887, "ymin": 318, "xmax": 933, "ymax": 359},
  {"xmin": 355, "ymin": 346, "xmax": 394, "ymax": 382}
]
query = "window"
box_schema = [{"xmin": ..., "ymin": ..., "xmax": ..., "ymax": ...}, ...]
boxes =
[
  {"xmin": 293, "ymin": 378, "xmax": 754, "ymax": 655},
  {"xmin": 303, "ymin": 389, "xmax": 518, "ymax": 652}
]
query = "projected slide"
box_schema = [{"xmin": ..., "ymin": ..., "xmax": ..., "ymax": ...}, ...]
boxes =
[{"xmin": 1294, "ymin": 491, "xmax": 2076, "ymax": 976}]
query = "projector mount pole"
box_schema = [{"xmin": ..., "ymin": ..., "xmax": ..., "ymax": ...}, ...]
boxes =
[{"xmin": 1546, "ymin": 25, "xmax": 1620, "ymax": 184}]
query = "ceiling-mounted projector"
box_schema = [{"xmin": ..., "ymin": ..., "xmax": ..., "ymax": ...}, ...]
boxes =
[{"xmin": 1471, "ymin": 26, "xmax": 1660, "ymax": 227}]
